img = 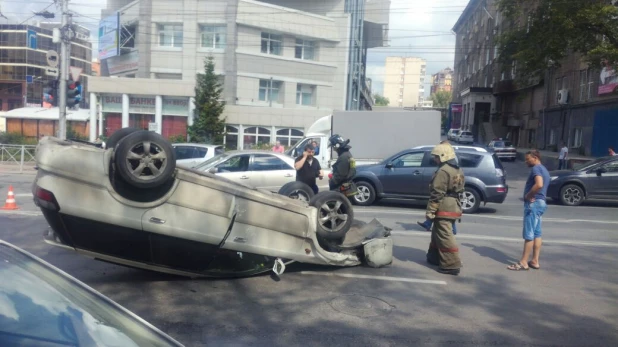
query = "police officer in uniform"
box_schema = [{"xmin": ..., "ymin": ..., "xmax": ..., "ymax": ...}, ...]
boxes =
[
  {"xmin": 327, "ymin": 134, "xmax": 357, "ymax": 197},
  {"xmin": 425, "ymin": 141, "xmax": 464, "ymax": 276}
]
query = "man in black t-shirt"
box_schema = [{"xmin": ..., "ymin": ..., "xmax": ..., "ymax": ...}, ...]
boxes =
[{"xmin": 294, "ymin": 144, "xmax": 324, "ymax": 194}]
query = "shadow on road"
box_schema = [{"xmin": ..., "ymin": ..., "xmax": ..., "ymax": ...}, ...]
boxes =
[{"xmin": 461, "ymin": 243, "xmax": 516, "ymax": 265}]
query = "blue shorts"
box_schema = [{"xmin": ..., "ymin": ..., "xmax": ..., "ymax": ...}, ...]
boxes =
[{"xmin": 523, "ymin": 200, "xmax": 547, "ymax": 241}]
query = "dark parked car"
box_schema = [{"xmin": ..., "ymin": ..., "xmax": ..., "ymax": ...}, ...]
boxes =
[
  {"xmin": 547, "ymin": 156, "xmax": 618, "ymax": 206},
  {"xmin": 351, "ymin": 145, "xmax": 508, "ymax": 213},
  {"xmin": 487, "ymin": 139, "xmax": 517, "ymax": 161}
]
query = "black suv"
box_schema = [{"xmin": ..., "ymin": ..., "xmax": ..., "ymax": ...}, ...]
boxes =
[{"xmin": 352, "ymin": 145, "xmax": 509, "ymax": 213}]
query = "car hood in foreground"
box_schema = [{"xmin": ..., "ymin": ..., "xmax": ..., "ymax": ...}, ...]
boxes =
[{"xmin": 0, "ymin": 241, "xmax": 183, "ymax": 347}]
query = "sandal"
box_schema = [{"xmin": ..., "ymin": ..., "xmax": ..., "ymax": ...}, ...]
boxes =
[
  {"xmin": 528, "ymin": 261, "xmax": 540, "ymax": 270},
  {"xmin": 507, "ymin": 262, "xmax": 529, "ymax": 271}
]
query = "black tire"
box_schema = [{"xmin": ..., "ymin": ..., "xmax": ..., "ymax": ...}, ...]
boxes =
[
  {"xmin": 310, "ymin": 191, "xmax": 354, "ymax": 240},
  {"xmin": 114, "ymin": 130, "xmax": 176, "ymax": 189},
  {"xmin": 460, "ymin": 186, "xmax": 481, "ymax": 214},
  {"xmin": 352, "ymin": 180, "xmax": 376, "ymax": 206},
  {"xmin": 560, "ymin": 184, "xmax": 585, "ymax": 206},
  {"xmin": 278, "ymin": 181, "xmax": 315, "ymax": 202},
  {"xmin": 106, "ymin": 127, "xmax": 140, "ymax": 149}
]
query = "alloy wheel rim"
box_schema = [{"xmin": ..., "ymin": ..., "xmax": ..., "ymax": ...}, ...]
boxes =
[
  {"xmin": 355, "ymin": 186, "xmax": 371, "ymax": 203},
  {"xmin": 125, "ymin": 141, "xmax": 168, "ymax": 181},
  {"xmin": 461, "ymin": 191, "xmax": 475, "ymax": 209},
  {"xmin": 563, "ymin": 187, "xmax": 582, "ymax": 204},
  {"xmin": 318, "ymin": 200, "xmax": 349, "ymax": 232}
]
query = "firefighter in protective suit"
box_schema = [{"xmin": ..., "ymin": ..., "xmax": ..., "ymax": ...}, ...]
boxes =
[
  {"xmin": 327, "ymin": 134, "xmax": 358, "ymax": 197},
  {"xmin": 425, "ymin": 141, "xmax": 464, "ymax": 276}
]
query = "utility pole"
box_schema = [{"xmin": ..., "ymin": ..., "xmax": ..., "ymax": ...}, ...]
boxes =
[{"xmin": 58, "ymin": 0, "xmax": 71, "ymax": 140}]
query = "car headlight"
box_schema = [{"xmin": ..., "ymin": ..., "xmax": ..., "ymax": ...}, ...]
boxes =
[{"xmin": 550, "ymin": 176, "xmax": 558, "ymax": 181}]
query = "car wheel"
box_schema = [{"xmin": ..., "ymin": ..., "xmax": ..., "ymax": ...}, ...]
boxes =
[
  {"xmin": 105, "ymin": 127, "xmax": 140, "ymax": 149},
  {"xmin": 352, "ymin": 181, "xmax": 376, "ymax": 206},
  {"xmin": 278, "ymin": 181, "xmax": 315, "ymax": 202},
  {"xmin": 114, "ymin": 130, "xmax": 176, "ymax": 189},
  {"xmin": 310, "ymin": 191, "xmax": 354, "ymax": 240},
  {"xmin": 460, "ymin": 187, "xmax": 481, "ymax": 214},
  {"xmin": 560, "ymin": 184, "xmax": 585, "ymax": 206}
]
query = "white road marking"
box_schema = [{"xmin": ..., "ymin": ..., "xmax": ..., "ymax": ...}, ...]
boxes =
[
  {"xmin": 0, "ymin": 210, "xmax": 42, "ymax": 217},
  {"xmin": 391, "ymin": 231, "xmax": 618, "ymax": 248},
  {"xmin": 355, "ymin": 209, "xmax": 618, "ymax": 225},
  {"xmin": 300, "ymin": 271, "xmax": 447, "ymax": 285}
]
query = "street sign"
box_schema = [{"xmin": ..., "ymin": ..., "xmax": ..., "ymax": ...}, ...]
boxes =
[
  {"xmin": 26, "ymin": 75, "xmax": 33, "ymax": 84},
  {"xmin": 45, "ymin": 67, "xmax": 59, "ymax": 77},
  {"xmin": 148, "ymin": 123, "xmax": 158, "ymax": 132},
  {"xmin": 46, "ymin": 50, "xmax": 59, "ymax": 67},
  {"xmin": 27, "ymin": 29, "xmax": 37, "ymax": 49},
  {"xmin": 69, "ymin": 66, "xmax": 83, "ymax": 81}
]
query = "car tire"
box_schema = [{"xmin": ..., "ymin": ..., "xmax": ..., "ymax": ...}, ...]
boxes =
[
  {"xmin": 278, "ymin": 181, "xmax": 315, "ymax": 202},
  {"xmin": 460, "ymin": 187, "xmax": 481, "ymax": 214},
  {"xmin": 310, "ymin": 191, "xmax": 354, "ymax": 241},
  {"xmin": 560, "ymin": 184, "xmax": 585, "ymax": 206},
  {"xmin": 352, "ymin": 181, "xmax": 376, "ymax": 206},
  {"xmin": 105, "ymin": 127, "xmax": 140, "ymax": 149},
  {"xmin": 114, "ymin": 130, "xmax": 176, "ymax": 189}
]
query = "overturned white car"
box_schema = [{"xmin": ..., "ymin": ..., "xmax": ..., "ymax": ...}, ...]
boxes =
[{"xmin": 33, "ymin": 129, "xmax": 393, "ymax": 278}]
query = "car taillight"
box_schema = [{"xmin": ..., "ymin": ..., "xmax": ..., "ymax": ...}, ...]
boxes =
[
  {"xmin": 495, "ymin": 168, "xmax": 504, "ymax": 177},
  {"xmin": 496, "ymin": 187, "xmax": 507, "ymax": 193},
  {"xmin": 34, "ymin": 186, "xmax": 59, "ymax": 211}
]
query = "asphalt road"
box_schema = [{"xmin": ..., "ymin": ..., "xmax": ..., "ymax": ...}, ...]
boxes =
[{"xmin": 1, "ymin": 161, "xmax": 617, "ymax": 346}]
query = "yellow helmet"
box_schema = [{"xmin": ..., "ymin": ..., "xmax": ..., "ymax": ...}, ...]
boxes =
[{"xmin": 431, "ymin": 142, "xmax": 456, "ymax": 162}]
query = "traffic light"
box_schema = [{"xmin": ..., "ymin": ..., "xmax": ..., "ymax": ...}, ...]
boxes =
[
  {"xmin": 42, "ymin": 79, "xmax": 58, "ymax": 107},
  {"xmin": 67, "ymin": 80, "xmax": 82, "ymax": 108}
]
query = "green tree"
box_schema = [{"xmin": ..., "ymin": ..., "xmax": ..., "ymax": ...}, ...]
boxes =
[
  {"xmin": 496, "ymin": 0, "xmax": 618, "ymax": 80},
  {"xmin": 430, "ymin": 90, "xmax": 452, "ymax": 108},
  {"xmin": 188, "ymin": 56, "xmax": 226, "ymax": 144},
  {"xmin": 373, "ymin": 94, "xmax": 390, "ymax": 106}
]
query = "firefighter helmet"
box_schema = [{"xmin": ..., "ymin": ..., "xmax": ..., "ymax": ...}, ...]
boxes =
[{"xmin": 431, "ymin": 142, "xmax": 457, "ymax": 162}]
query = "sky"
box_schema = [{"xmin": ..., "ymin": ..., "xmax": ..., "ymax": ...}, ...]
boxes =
[{"xmin": 0, "ymin": 0, "xmax": 470, "ymax": 97}]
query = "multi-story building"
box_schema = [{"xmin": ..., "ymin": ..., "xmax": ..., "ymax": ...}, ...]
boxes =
[
  {"xmin": 383, "ymin": 57, "xmax": 426, "ymax": 108},
  {"xmin": 90, "ymin": 0, "xmax": 390, "ymax": 148},
  {"xmin": 0, "ymin": 23, "xmax": 92, "ymax": 111},
  {"xmin": 451, "ymin": 0, "xmax": 618, "ymax": 156},
  {"xmin": 430, "ymin": 67, "xmax": 453, "ymax": 95}
]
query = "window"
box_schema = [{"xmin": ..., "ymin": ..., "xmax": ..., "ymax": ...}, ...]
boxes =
[
  {"xmin": 601, "ymin": 160, "xmax": 618, "ymax": 173},
  {"xmin": 549, "ymin": 129, "xmax": 556, "ymax": 145},
  {"xmin": 200, "ymin": 25, "xmax": 226, "ymax": 49},
  {"xmin": 174, "ymin": 146, "xmax": 206, "ymax": 160},
  {"xmin": 486, "ymin": 47, "xmax": 490, "ymax": 65},
  {"xmin": 158, "ymin": 24, "xmax": 183, "ymax": 47},
  {"xmin": 243, "ymin": 126, "xmax": 271, "ymax": 149},
  {"xmin": 296, "ymin": 84, "xmax": 315, "ymax": 106},
  {"xmin": 579, "ymin": 69, "xmax": 587, "ymax": 101},
  {"xmin": 259, "ymin": 80, "xmax": 282, "ymax": 102},
  {"xmin": 155, "ymin": 73, "xmax": 182, "ymax": 80},
  {"xmin": 276, "ymin": 128, "xmax": 304, "ymax": 147},
  {"xmin": 391, "ymin": 152, "xmax": 423, "ymax": 168},
  {"xmin": 251, "ymin": 155, "xmax": 292, "ymax": 171},
  {"xmin": 295, "ymin": 39, "xmax": 314, "ymax": 60},
  {"xmin": 494, "ymin": 45, "xmax": 499, "ymax": 60},
  {"xmin": 216, "ymin": 155, "xmax": 250, "ymax": 172},
  {"xmin": 528, "ymin": 129, "xmax": 536, "ymax": 145},
  {"xmin": 457, "ymin": 153, "xmax": 483, "ymax": 168},
  {"xmin": 571, "ymin": 128, "xmax": 583, "ymax": 148},
  {"xmin": 587, "ymin": 69, "xmax": 595, "ymax": 100},
  {"xmin": 224, "ymin": 125, "xmax": 239, "ymax": 150},
  {"xmin": 261, "ymin": 33, "xmax": 282, "ymax": 55}
]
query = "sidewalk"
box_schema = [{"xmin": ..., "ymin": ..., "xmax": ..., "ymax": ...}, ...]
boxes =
[
  {"xmin": 515, "ymin": 148, "xmax": 594, "ymax": 171},
  {"xmin": 0, "ymin": 163, "xmax": 36, "ymax": 174}
]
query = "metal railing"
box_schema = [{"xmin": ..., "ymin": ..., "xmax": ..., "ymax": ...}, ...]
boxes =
[{"xmin": 0, "ymin": 144, "xmax": 37, "ymax": 173}]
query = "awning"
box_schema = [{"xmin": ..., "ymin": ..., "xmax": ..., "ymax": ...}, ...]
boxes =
[{"xmin": 2, "ymin": 107, "xmax": 91, "ymax": 122}]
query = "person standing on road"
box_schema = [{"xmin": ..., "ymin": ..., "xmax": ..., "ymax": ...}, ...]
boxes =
[
  {"xmin": 425, "ymin": 142, "xmax": 465, "ymax": 276},
  {"xmin": 327, "ymin": 134, "xmax": 358, "ymax": 197},
  {"xmin": 558, "ymin": 142, "xmax": 568, "ymax": 170},
  {"xmin": 294, "ymin": 144, "xmax": 323, "ymax": 194},
  {"xmin": 508, "ymin": 150, "xmax": 550, "ymax": 271},
  {"xmin": 272, "ymin": 141, "xmax": 285, "ymax": 153}
]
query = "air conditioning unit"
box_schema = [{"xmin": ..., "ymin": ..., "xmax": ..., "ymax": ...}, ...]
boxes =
[{"xmin": 557, "ymin": 89, "xmax": 570, "ymax": 105}]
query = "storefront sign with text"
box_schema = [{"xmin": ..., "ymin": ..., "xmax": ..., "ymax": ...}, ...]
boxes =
[{"xmin": 102, "ymin": 95, "xmax": 190, "ymax": 116}]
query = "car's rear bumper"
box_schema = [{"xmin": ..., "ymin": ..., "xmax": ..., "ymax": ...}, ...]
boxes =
[
  {"xmin": 495, "ymin": 152, "xmax": 517, "ymax": 159},
  {"xmin": 484, "ymin": 185, "xmax": 508, "ymax": 204}
]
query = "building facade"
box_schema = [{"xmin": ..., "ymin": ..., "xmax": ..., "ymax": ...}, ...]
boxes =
[
  {"xmin": 91, "ymin": 0, "xmax": 390, "ymax": 149},
  {"xmin": 451, "ymin": 0, "xmax": 618, "ymax": 156},
  {"xmin": 383, "ymin": 57, "xmax": 426, "ymax": 108},
  {"xmin": 0, "ymin": 24, "xmax": 92, "ymax": 112},
  {"xmin": 430, "ymin": 67, "xmax": 453, "ymax": 95}
]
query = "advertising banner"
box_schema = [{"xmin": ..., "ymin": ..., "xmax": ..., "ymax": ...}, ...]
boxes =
[
  {"xmin": 106, "ymin": 51, "xmax": 139, "ymax": 75},
  {"xmin": 98, "ymin": 13, "xmax": 120, "ymax": 60},
  {"xmin": 102, "ymin": 95, "xmax": 189, "ymax": 116},
  {"xmin": 599, "ymin": 62, "xmax": 618, "ymax": 95}
]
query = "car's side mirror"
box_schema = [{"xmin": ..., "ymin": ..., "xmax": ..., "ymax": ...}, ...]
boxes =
[
  {"xmin": 596, "ymin": 167, "xmax": 607, "ymax": 176},
  {"xmin": 385, "ymin": 163, "xmax": 394, "ymax": 169}
]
